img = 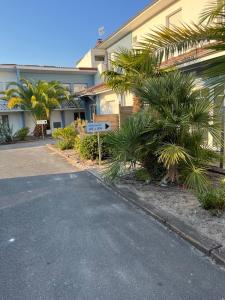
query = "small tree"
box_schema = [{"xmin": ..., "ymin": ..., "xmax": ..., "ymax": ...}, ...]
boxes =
[
  {"xmin": 102, "ymin": 48, "xmax": 161, "ymax": 112},
  {"xmin": 105, "ymin": 71, "xmax": 220, "ymax": 193},
  {"xmin": 1, "ymin": 79, "xmax": 69, "ymax": 136}
]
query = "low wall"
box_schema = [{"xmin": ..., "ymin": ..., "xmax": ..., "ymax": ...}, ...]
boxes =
[
  {"xmin": 93, "ymin": 106, "xmax": 133, "ymax": 130},
  {"xmin": 93, "ymin": 114, "xmax": 119, "ymax": 130}
]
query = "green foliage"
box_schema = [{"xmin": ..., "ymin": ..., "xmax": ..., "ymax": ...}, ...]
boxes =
[
  {"xmin": 52, "ymin": 126, "xmax": 77, "ymax": 150},
  {"xmin": 198, "ymin": 180, "xmax": 225, "ymax": 211},
  {"xmin": 75, "ymin": 133, "xmax": 110, "ymax": 161},
  {"xmin": 102, "ymin": 48, "xmax": 160, "ymax": 95},
  {"xmin": 140, "ymin": 0, "xmax": 225, "ymax": 87},
  {"xmin": 1, "ymin": 79, "xmax": 69, "ymax": 121},
  {"xmin": 135, "ymin": 168, "xmax": 151, "ymax": 182},
  {"xmin": 14, "ymin": 127, "xmax": 29, "ymax": 141},
  {"xmin": 105, "ymin": 71, "xmax": 220, "ymax": 193},
  {"xmin": 0, "ymin": 123, "xmax": 13, "ymax": 144},
  {"xmin": 104, "ymin": 112, "xmax": 158, "ymax": 181}
]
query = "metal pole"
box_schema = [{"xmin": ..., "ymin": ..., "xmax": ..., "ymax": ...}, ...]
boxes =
[
  {"xmin": 42, "ymin": 124, "xmax": 44, "ymax": 140},
  {"xmin": 97, "ymin": 131, "xmax": 101, "ymax": 166},
  {"xmin": 220, "ymin": 106, "xmax": 225, "ymax": 169}
]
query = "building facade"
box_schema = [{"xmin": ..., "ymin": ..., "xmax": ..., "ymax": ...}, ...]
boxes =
[
  {"xmin": 1, "ymin": 0, "xmax": 222, "ymax": 137},
  {"xmin": 76, "ymin": 0, "xmax": 217, "ymax": 118},
  {"xmin": 0, "ymin": 64, "xmax": 97, "ymax": 134}
]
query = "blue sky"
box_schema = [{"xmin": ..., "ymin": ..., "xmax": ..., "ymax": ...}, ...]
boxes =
[{"xmin": 1, "ymin": 0, "xmax": 152, "ymax": 67}]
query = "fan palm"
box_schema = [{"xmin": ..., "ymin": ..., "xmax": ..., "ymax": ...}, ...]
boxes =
[
  {"xmin": 106, "ymin": 71, "xmax": 220, "ymax": 192},
  {"xmin": 102, "ymin": 48, "xmax": 161, "ymax": 112},
  {"xmin": 139, "ymin": 0, "xmax": 225, "ymax": 86}
]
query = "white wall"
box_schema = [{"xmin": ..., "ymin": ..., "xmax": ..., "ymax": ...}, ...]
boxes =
[
  {"xmin": 50, "ymin": 111, "xmax": 62, "ymax": 131},
  {"xmin": 0, "ymin": 70, "xmax": 17, "ymax": 91},
  {"xmin": 0, "ymin": 112, "xmax": 22, "ymax": 134},
  {"xmin": 107, "ymin": 33, "xmax": 132, "ymax": 54},
  {"xmin": 24, "ymin": 112, "xmax": 35, "ymax": 134},
  {"xmin": 98, "ymin": 91, "xmax": 119, "ymax": 115},
  {"xmin": 64, "ymin": 111, "xmax": 75, "ymax": 126}
]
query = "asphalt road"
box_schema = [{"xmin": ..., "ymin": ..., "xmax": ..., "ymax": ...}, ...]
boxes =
[{"xmin": 0, "ymin": 142, "xmax": 225, "ymax": 300}]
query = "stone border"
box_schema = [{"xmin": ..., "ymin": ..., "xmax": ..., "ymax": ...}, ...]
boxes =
[{"xmin": 47, "ymin": 144, "xmax": 225, "ymax": 266}]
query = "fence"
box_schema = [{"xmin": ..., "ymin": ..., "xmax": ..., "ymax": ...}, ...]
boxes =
[{"xmin": 93, "ymin": 105, "xmax": 133, "ymax": 130}]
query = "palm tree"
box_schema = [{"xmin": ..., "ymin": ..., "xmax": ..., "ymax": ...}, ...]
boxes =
[
  {"xmin": 1, "ymin": 79, "xmax": 69, "ymax": 135},
  {"xmin": 139, "ymin": 0, "xmax": 225, "ymax": 85},
  {"xmin": 106, "ymin": 71, "xmax": 220, "ymax": 192},
  {"xmin": 102, "ymin": 48, "xmax": 161, "ymax": 112}
]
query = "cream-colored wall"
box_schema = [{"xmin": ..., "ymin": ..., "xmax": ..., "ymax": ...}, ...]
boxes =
[
  {"xmin": 124, "ymin": 92, "xmax": 133, "ymax": 106},
  {"xmin": 98, "ymin": 91, "xmax": 119, "ymax": 115},
  {"xmin": 76, "ymin": 50, "xmax": 92, "ymax": 68},
  {"xmin": 132, "ymin": 0, "xmax": 210, "ymax": 45}
]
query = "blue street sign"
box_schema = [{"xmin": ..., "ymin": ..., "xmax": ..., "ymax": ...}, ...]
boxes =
[{"xmin": 86, "ymin": 122, "xmax": 111, "ymax": 133}]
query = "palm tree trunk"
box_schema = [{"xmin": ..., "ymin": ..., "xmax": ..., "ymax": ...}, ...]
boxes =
[
  {"xmin": 132, "ymin": 95, "xmax": 142, "ymax": 113},
  {"xmin": 33, "ymin": 124, "xmax": 47, "ymax": 137}
]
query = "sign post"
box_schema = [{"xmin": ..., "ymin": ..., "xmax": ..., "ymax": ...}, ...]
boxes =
[
  {"xmin": 36, "ymin": 120, "xmax": 48, "ymax": 140},
  {"xmin": 86, "ymin": 122, "xmax": 111, "ymax": 165},
  {"xmin": 97, "ymin": 132, "xmax": 101, "ymax": 166}
]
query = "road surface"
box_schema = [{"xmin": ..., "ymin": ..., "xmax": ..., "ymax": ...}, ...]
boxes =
[{"xmin": 0, "ymin": 141, "xmax": 225, "ymax": 299}]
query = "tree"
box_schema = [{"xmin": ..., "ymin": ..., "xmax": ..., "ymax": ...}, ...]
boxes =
[
  {"xmin": 1, "ymin": 79, "xmax": 69, "ymax": 135},
  {"xmin": 102, "ymin": 48, "xmax": 161, "ymax": 112},
  {"xmin": 139, "ymin": 0, "xmax": 225, "ymax": 86},
  {"xmin": 105, "ymin": 71, "xmax": 220, "ymax": 193}
]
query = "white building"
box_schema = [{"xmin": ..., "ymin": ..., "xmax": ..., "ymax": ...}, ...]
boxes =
[
  {"xmin": 77, "ymin": 0, "xmax": 217, "ymax": 116},
  {"xmin": 0, "ymin": 64, "xmax": 97, "ymax": 135}
]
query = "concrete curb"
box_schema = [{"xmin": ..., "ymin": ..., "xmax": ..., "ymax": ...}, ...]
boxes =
[{"xmin": 47, "ymin": 144, "xmax": 225, "ymax": 266}]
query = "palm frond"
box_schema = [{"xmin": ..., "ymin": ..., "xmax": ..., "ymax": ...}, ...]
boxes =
[
  {"xmin": 184, "ymin": 166, "xmax": 209, "ymax": 193},
  {"xmin": 200, "ymin": 0, "xmax": 225, "ymax": 24}
]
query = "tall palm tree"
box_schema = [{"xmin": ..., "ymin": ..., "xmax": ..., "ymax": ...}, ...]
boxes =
[
  {"xmin": 102, "ymin": 48, "xmax": 161, "ymax": 112},
  {"xmin": 139, "ymin": 0, "xmax": 225, "ymax": 85},
  {"xmin": 1, "ymin": 79, "xmax": 69, "ymax": 135}
]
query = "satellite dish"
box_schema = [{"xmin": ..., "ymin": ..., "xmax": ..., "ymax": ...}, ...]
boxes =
[{"xmin": 98, "ymin": 26, "xmax": 105, "ymax": 37}]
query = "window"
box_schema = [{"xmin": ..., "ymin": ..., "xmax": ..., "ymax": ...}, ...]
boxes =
[
  {"xmin": 167, "ymin": 9, "xmax": 182, "ymax": 28},
  {"xmin": 0, "ymin": 115, "xmax": 9, "ymax": 125},
  {"xmin": 73, "ymin": 84, "xmax": 88, "ymax": 93},
  {"xmin": 94, "ymin": 55, "xmax": 105, "ymax": 62},
  {"xmin": 53, "ymin": 122, "xmax": 61, "ymax": 129}
]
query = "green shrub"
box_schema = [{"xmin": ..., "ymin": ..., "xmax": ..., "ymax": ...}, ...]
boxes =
[
  {"xmin": 135, "ymin": 168, "xmax": 151, "ymax": 182},
  {"xmin": 0, "ymin": 123, "xmax": 13, "ymax": 144},
  {"xmin": 75, "ymin": 133, "xmax": 110, "ymax": 160},
  {"xmin": 198, "ymin": 182, "xmax": 225, "ymax": 211},
  {"xmin": 14, "ymin": 127, "xmax": 29, "ymax": 140},
  {"xmin": 52, "ymin": 126, "xmax": 77, "ymax": 150}
]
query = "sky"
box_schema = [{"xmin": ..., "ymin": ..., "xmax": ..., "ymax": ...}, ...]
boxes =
[{"xmin": 0, "ymin": 0, "xmax": 152, "ymax": 67}]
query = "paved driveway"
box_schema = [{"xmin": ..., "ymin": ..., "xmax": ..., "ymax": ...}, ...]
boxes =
[{"xmin": 0, "ymin": 142, "xmax": 225, "ymax": 299}]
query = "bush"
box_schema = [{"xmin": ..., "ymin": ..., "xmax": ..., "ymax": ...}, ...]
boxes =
[
  {"xmin": 14, "ymin": 127, "xmax": 29, "ymax": 140},
  {"xmin": 52, "ymin": 126, "xmax": 77, "ymax": 150},
  {"xmin": 75, "ymin": 133, "xmax": 110, "ymax": 160},
  {"xmin": 135, "ymin": 168, "xmax": 151, "ymax": 182},
  {"xmin": 0, "ymin": 123, "xmax": 13, "ymax": 144},
  {"xmin": 198, "ymin": 181, "xmax": 225, "ymax": 211}
]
